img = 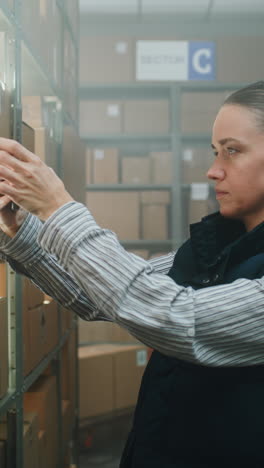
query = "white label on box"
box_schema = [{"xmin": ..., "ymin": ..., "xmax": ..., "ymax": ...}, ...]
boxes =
[
  {"xmin": 115, "ymin": 42, "xmax": 128, "ymax": 55},
  {"xmin": 191, "ymin": 183, "xmax": 209, "ymax": 201},
  {"xmin": 183, "ymin": 149, "xmax": 193, "ymax": 162},
  {"xmin": 107, "ymin": 104, "xmax": 120, "ymax": 118},
  {"xmin": 94, "ymin": 149, "xmax": 105, "ymax": 160},
  {"xmin": 136, "ymin": 350, "xmax": 147, "ymax": 367}
]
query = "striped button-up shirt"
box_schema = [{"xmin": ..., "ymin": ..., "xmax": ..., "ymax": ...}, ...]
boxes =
[{"xmin": 1, "ymin": 201, "xmax": 264, "ymax": 367}]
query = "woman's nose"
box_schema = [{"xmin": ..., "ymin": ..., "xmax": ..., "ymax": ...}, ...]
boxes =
[{"xmin": 206, "ymin": 162, "xmax": 225, "ymax": 181}]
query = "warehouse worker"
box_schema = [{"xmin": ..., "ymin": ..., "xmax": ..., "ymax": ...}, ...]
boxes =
[{"xmin": 0, "ymin": 81, "xmax": 264, "ymax": 467}]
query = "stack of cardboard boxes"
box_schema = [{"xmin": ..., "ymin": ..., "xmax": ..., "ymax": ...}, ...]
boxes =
[{"xmin": 0, "ymin": 264, "xmax": 8, "ymax": 401}]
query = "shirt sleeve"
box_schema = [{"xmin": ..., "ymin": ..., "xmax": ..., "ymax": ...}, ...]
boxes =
[{"xmin": 37, "ymin": 201, "xmax": 264, "ymax": 367}]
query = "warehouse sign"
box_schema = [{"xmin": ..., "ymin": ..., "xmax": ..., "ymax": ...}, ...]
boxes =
[{"xmin": 136, "ymin": 41, "xmax": 215, "ymax": 81}]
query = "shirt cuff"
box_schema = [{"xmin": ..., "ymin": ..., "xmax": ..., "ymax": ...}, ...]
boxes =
[
  {"xmin": 38, "ymin": 202, "xmax": 100, "ymax": 269},
  {"xmin": 2, "ymin": 213, "xmax": 45, "ymax": 265}
]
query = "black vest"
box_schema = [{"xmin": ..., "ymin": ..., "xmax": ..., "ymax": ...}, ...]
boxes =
[{"xmin": 120, "ymin": 213, "xmax": 264, "ymax": 468}]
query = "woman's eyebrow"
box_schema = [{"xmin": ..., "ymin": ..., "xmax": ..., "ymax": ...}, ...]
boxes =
[{"xmin": 211, "ymin": 138, "xmax": 241, "ymax": 148}]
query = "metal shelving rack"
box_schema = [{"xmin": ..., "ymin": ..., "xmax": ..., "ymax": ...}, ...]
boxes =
[
  {"xmin": 0, "ymin": 1, "xmax": 80, "ymax": 467},
  {"xmin": 81, "ymin": 81, "xmax": 249, "ymax": 250}
]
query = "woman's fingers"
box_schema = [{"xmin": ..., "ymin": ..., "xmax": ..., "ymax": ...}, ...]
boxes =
[
  {"xmin": 0, "ymin": 195, "xmax": 12, "ymax": 210},
  {"xmin": 0, "ymin": 138, "xmax": 38, "ymax": 163}
]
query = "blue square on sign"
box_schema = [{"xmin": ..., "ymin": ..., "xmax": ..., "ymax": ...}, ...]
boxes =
[{"xmin": 188, "ymin": 41, "xmax": 215, "ymax": 80}]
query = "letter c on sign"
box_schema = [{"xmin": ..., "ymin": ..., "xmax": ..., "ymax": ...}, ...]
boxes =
[{"xmin": 192, "ymin": 48, "xmax": 211, "ymax": 74}]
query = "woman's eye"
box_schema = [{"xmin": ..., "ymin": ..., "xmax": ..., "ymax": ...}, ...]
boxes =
[{"xmin": 227, "ymin": 147, "xmax": 237, "ymax": 155}]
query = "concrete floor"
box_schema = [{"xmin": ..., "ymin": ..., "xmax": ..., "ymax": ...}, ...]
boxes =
[{"xmin": 79, "ymin": 412, "xmax": 133, "ymax": 468}]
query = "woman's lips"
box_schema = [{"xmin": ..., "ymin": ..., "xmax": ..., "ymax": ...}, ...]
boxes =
[{"xmin": 215, "ymin": 190, "xmax": 228, "ymax": 199}]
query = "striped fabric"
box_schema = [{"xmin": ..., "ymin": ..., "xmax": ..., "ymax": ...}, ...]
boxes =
[{"xmin": 1, "ymin": 201, "xmax": 264, "ymax": 367}]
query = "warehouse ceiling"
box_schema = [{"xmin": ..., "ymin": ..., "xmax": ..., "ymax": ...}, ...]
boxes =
[{"xmin": 79, "ymin": 0, "xmax": 264, "ymax": 18}]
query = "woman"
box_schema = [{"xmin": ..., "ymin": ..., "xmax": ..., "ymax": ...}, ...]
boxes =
[{"xmin": 0, "ymin": 82, "xmax": 264, "ymax": 467}]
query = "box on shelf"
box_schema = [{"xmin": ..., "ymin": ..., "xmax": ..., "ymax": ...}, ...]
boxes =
[
  {"xmin": 22, "ymin": 96, "xmax": 45, "ymax": 128},
  {"xmin": 79, "ymin": 344, "xmax": 115, "ymax": 419},
  {"xmin": 182, "ymin": 147, "xmax": 212, "ymax": 184},
  {"xmin": 181, "ymin": 92, "xmax": 225, "ymax": 134},
  {"xmin": 150, "ymin": 152, "xmax": 173, "ymax": 184},
  {"xmin": 79, "ymin": 36, "xmax": 134, "ymax": 84},
  {"xmin": 0, "ymin": 412, "xmax": 39, "ymax": 468},
  {"xmin": 86, "ymin": 191, "xmax": 140, "ymax": 240},
  {"xmin": 23, "ymin": 305, "xmax": 46, "ymax": 375},
  {"xmin": 42, "ymin": 300, "xmax": 59, "ymax": 355},
  {"xmin": 141, "ymin": 190, "xmax": 170, "ymax": 205},
  {"xmin": 62, "ymin": 400, "xmax": 72, "ymax": 452},
  {"xmin": 61, "ymin": 307, "xmax": 73, "ymax": 335},
  {"xmin": 79, "ymin": 100, "xmax": 123, "ymax": 136},
  {"xmin": 92, "ymin": 148, "xmax": 119, "ymax": 184},
  {"xmin": 85, "ymin": 148, "xmax": 92, "ymax": 185},
  {"xmin": 23, "ymin": 301, "xmax": 59, "ymax": 376},
  {"xmin": 79, "ymin": 343, "xmax": 148, "ymax": 419},
  {"xmin": 217, "ymin": 36, "xmax": 264, "ymax": 83},
  {"xmin": 127, "ymin": 249, "xmax": 149, "ymax": 260},
  {"xmin": 62, "ymin": 125, "xmax": 86, "ymax": 204},
  {"xmin": 0, "ymin": 263, "xmax": 6, "ymax": 298},
  {"xmin": 24, "ymin": 375, "xmax": 58, "ymax": 468},
  {"xmin": 121, "ymin": 156, "xmax": 151, "ymax": 184},
  {"xmin": 23, "ymin": 277, "xmax": 44, "ymax": 311},
  {"xmin": 0, "ymin": 440, "xmax": 5, "ymax": 467},
  {"xmin": 141, "ymin": 190, "xmax": 170, "ymax": 241},
  {"xmin": 23, "ymin": 412, "xmax": 39, "ymax": 468},
  {"xmin": 78, "ymin": 319, "xmax": 139, "ymax": 345},
  {"xmin": 0, "ymin": 87, "xmax": 12, "ymax": 139},
  {"xmin": 142, "ymin": 204, "xmax": 169, "ymax": 240},
  {"xmin": 61, "ymin": 329, "xmax": 77, "ymax": 428},
  {"xmin": 0, "ymin": 298, "xmax": 8, "ymax": 399},
  {"xmin": 124, "ymin": 100, "xmax": 170, "ymax": 134}
]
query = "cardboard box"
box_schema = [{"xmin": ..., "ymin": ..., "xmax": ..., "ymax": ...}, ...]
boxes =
[
  {"xmin": 0, "ymin": 440, "xmax": 6, "ymax": 467},
  {"xmin": 38, "ymin": 430, "xmax": 47, "ymax": 468},
  {"xmin": 22, "ymin": 96, "xmax": 45, "ymax": 128},
  {"xmin": 79, "ymin": 344, "xmax": 148, "ymax": 419},
  {"xmin": 78, "ymin": 320, "xmax": 113, "ymax": 344},
  {"xmin": 114, "ymin": 345, "xmax": 147, "ymax": 410},
  {"xmin": 182, "ymin": 147, "xmax": 212, "ymax": 184},
  {"xmin": 79, "ymin": 36, "xmax": 134, "ymax": 84},
  {"xmin": 0, "ymin": 87, "xmax": 11, "ymax": 139},
  {"xmin": 79, "ymin": 344, "xmax": 115, "ymax": 419},
  {"xmin": 127, "ymin": 249, "xmax": 149, "ymax": 260},
  {"xmin": 110, "ymin": 324, "xmax": 140, "ymax": 345},
  {"xmin": 142, "ymin": 204, "xmax": 169, "ymax": 240},
  {"xmin": 141, "ymin": 190, "xmax": 170, "ymax": 205},
  {"xmin": 150, "ymin": 152, "xmax": 173, "ymax": 184},
  {"xmin": 93, "ymin": 148, "xmax": 119, "ymax": 184},
  {"xmin": 124, "ymin": 100, "xmax": 170, "ymax": 134},
  {"xmin": 86, "ymin": 191, "xmax": 140, "ymax": 240},
  {"xmin": 24, "ymin": 375, "xmax": 58, "ymax": 468},
  {"xmin": 23, "ymin": 277, "xmax": 44, "ymax": 311},
  {"xmin": 0, "ymin": 298, "xmax": 8, "ymax": 398},
  {"xmin": 85, "ymin": 148, "xmax": 92, "ymax": 185},
  {"xmin": 79, "ymin": 100, "xmax": 122, "ymax": 136},
  {"xmin": 61, "ymin": 307, "xmax": 73, "ymax": 335},
  {"xmin": 43, "ymin": 300, "xmax": 59, "ymax": 355},
  {"xmin": 62, "ymin": 400, "xmax": 72, "ymax": 452},
  {"xmin": 0, "ymin": 412, "xmax": 39, "ymax": 468},
  {"xmin": 122, "ymin": 156, "xmax": 151, "ymax": 184},
  {"xmin": 217, "ymin": 37, "xmax": 264, "ymax": 83},
  {"xmin": 181, "ymin": 92, "xmax": 224, "ymax": 134},
  {"xmin": 23, "ymin": 412, "xmax": 39, "ymax": 468},
  {"xmin": 22, "ymin": 122, "xmax": 54, "ymax": 164},
  {"xmin": 62, "ymin": 125, "xmax": 86, "ymax": 204},
  {"xmin": 0, "ymin": 263, "xmax": 6, "ymax": 298},
  {"xmin": 23, "ymin": 306, "xmax": 46, "ymax": 375},
  {"xmin": 78, "ymin": 320, "xmax": 139, "ymax": 345},
  {"xmin": 61, "ymin": 329, "xmax": 77, "ymax": 427}
]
